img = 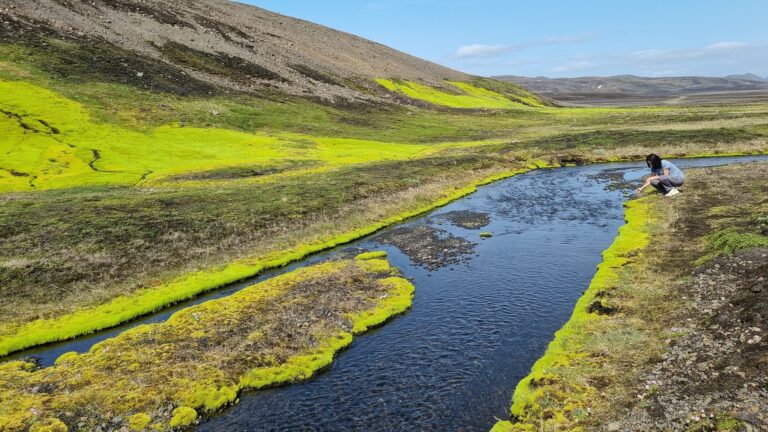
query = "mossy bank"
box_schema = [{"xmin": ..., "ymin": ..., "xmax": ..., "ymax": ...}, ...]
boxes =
[
  {"xmin": 0, "ymin": 252, "xmax": 414, "ymax": 431},
  {"xmin": 491, "ymin": 162, "xmax": 768, "ymax": 431}
]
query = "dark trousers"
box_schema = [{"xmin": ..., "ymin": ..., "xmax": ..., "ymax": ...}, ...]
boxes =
[{"xmin": 650, "ymin": 175, "xmax": 684, "ymax": 194}]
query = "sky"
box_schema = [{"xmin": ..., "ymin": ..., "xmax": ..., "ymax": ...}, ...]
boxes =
[{"xmin": 240, "ymin": 0, "xmax": 768, "ymax": 78}]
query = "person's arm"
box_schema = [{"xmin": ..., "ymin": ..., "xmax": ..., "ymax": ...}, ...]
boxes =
[{"xmin": 635, "ymin": 174, "xmax": 659, "ymax": 193}]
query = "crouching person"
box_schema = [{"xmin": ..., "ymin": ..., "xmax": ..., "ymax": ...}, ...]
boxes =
[{"xmin": 635, "ymin": 154, "xmax": 684, "ymax": 197}]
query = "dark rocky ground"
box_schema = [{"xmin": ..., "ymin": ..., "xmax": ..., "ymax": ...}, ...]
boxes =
[{"xmin": 615, "ymin": 247, "xmax": 767, "ymax": 431}]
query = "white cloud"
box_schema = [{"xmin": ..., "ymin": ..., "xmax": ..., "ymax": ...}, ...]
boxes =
[
  {"xmin": 705, "ymin": 41, "xmax": 748, "ymax": 50},
  {"xmin": 452, "ymin": 33, "xmax": 597, "ymax": 59},
  {"xmin": 454, "ymin": 44, "xmax": 517, "ymax": 59},
  {"xmin": 446, "ymin": 38, "xmax": 766, "ymax": 77}
]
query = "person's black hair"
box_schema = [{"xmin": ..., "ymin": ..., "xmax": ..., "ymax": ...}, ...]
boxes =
[{"xmin": 646, "ymin": 154, "xmax": 662, "ymax": 170}]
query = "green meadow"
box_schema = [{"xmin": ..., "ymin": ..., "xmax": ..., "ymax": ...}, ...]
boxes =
[{"xmin": 1, "ymin": 38, "xmax": 768, "ymax": 359}]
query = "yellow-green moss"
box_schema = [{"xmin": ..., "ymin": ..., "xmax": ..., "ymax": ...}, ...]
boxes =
[
  {"xmin": 128, "ymin": 413, "xmax": 152, "ymax": 431},
  {"xmin": 169, "ymin": 407, "xmax": 197, "ymax": 428},
  {"xmin": 355, "ymin": 251, "xmax": 389, "ymax": 260},
  {"xmin": 350, "ymin": 276, "xmax": 415, "ymax": 333},
  {"xmin": 29, "ymin": 419, "xmax": 68, "ymax": 432},
  {"xmin": 376, "ymin": 79, "xmax": 536, "ymax": 109},
  {"xmin": 491, "ymin": 198, "xmax": 653, "ymax": 430},
  {"xmin": 0, "ymin": 255, "xmax": 416, "ymax": 431}
]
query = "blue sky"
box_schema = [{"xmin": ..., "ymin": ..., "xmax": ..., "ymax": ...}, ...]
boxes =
[{"xmin": 241, "ymin": 1, "xmax": 768, "ymax": 78}]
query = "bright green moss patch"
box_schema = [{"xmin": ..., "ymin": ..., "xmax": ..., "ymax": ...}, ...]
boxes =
[
  {"xmin": 28, "ymin": 419, "xmax": 68, "ymax": 432},
  {"xmin": 0, "ymin": 255, "xmax": 414, "ymax": 431},
  {"xmin": 355, "ymin": 250, "xmax": 389, "ymax": 260},
  {"xmin": 376, "ymin": 79, "xmax": 534, "ymax": 109},
  {"xmin": 169, "ymin": 407, "xmax": 197, "ymax": 428},
  {"xmin": 128, "ymin": 413, "xmax": 152, "ymax": 431},
  {"xmin": 0, "ymin": 79, "xmax": 460, "ymax": 192}
]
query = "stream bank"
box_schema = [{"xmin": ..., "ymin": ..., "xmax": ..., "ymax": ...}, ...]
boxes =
[
  {"xmin": 2, "ymin": 156, "xmax": 766, "ymax": 432},
  {"xmin": 494, "ymin": 162, "xmax": 768, "ymax": 432}
]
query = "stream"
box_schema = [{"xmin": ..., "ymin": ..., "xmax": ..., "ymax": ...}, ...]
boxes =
[{"xmin": 4, "ymin": 155, "xmax": 767, "ymax": 431}]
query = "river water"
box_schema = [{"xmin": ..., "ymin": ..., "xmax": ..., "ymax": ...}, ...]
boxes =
[{"xmin": 4, "ymin": 156, "xmax": 766, "ymax": 431}]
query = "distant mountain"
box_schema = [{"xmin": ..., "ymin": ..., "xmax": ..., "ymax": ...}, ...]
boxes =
[
  {"xmin": 494, "ymin": 74, "xmax": 768, "ymax": 101},
  {"xmin": 725, "ymin": 73, "xmax": 768, "ymax": 82}
]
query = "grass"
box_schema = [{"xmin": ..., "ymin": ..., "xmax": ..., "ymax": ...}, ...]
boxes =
[
  {"xmin": 0, "ymin": 252, "xmax": 415, "ymax": 432},
  {"xmin": 0, "ymin": 156, "xmax": 538, "ymax": 356},
  {"xmin": 491, "ymin": 162, "xmax": 768, "ymax": 431},
  {"xmin": 376, "ymin": 78, "xmax": 547, "ymax": 109},
  {"xmin": 1, "ymin": 38, "xmax": 767, "ymax": 359},
  {"xmin": 0, "ymin": 79, "xmax": 452, "ymax": 192}
]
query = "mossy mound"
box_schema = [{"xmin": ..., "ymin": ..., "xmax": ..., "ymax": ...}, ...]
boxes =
[{"xmin": 0, "ymin": 254, "xmax": 414, "ymax": 431}]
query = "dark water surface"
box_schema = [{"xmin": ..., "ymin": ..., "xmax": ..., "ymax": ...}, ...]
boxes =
[{"xmin": 5, "ymin": 156, "xmax": 766, "ymax": 431}]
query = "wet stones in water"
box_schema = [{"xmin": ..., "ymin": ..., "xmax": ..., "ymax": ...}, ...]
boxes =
[
  {"xmin": 587, "ymin": 170, "xmax": 636, "ymax": 194},
  {"xmin": 436, "ymin": 210, "xmax": 491, "ymax": 230},
  {"xmin": 376, "ymin": 224, "xmax": 477, "ymax": 271},
  {"xmin": 495, "ymin": 171, "xmax": 620, "ymax": 227}
]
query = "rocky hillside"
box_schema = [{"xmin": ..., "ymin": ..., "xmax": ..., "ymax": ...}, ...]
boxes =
[
  {"xmin": 496, "ymin": 74, "xmax": 768, "ymax": 101},
  {"xmin": 1, "ymin": 0, "xmax": 475, "ymax": 102}
]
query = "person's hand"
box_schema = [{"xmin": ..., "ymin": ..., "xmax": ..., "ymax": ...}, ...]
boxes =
[{"xmin": 635, "ymin": 187, "xmax": 644, "ymax": 194}]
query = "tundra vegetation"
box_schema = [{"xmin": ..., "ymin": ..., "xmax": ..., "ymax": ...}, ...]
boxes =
[
  {"xmin": 492, "ymin": 162, "xmax": 768, "ymax": 431},
  {"xmin": 0, "ymin": 7, "xmax": 767, "ymax": 431},
  {"xmin": 2, "ymin": 40, "xmax": 767, "ymax": 358},
  {"xmin": 0, "ymin": 252, "xmax": 414, "ymax": 431}
]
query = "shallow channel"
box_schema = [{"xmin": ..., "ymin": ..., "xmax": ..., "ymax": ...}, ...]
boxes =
[{"xmin": 5, "ymin": 156, "xmax": 767, "ymax": 431}]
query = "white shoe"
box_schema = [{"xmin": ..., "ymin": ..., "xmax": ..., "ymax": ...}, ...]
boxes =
[{"xmin": 665, "ymin": 188, "xmax": 680, "ymax": 197}]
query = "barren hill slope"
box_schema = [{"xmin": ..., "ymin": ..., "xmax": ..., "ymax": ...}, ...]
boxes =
[{"xmin": 1, "ymin": 0, "xmax": 471, "ymax": 102}]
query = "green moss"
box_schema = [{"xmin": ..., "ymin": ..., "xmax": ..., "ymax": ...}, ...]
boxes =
[
  {"xmin": 0, "ymin": 256, "xmax": 416, "ymax": 430},
  {"xmin": 715, "ymin": 415, "xmax": 743, "ymax": 431},
  {"xmin": 705, "ymin": 229, "xmax": 768, "ymax": 255},
  {"xmin": 355, "ymin": 251, "xmax": 388, "ymax": 260},
  {"xmin": 169, "ymin": 407, "xmax": 197, "ymax": 428},
  {"xmin": 29, "ymin": 419, "xmax": 68, "ymax": 432},
  {"xmin": 0, "ymin": 79, "xmax": 460, "ymax": 193},
  {"xmin": 350, "ymin": 276, "xmax": 415, "ymax": 333},
  {"xmin": 376, "ymin": 79, "xmax": 537, "ymax": 109},
  {"xmin": 491, "ymin": 198, "xmax": 653, "ymax": 430},
  {"xmin": 479, "ymin": 232, "xmax": 493, "ymax": 238},
  {"xmin": 128, "ymin": 413, "xmax": 152, "ymax": 431}
]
